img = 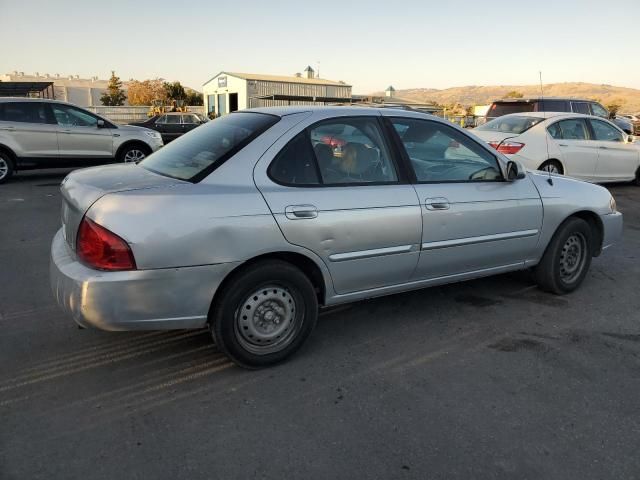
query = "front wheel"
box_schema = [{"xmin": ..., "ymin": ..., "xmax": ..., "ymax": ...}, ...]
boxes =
[
  {"xmin": 0, "ymin": 152, "xmax": 15, "ymax": 184},
  {"xmin": 118, "ymin": 144, "xmax": 150, "ymax": 163},
  {"xmin": 534, "ymin": 217, "xmax": 593, "ymax": 294},
  {"xmin": 210, "ymin": 260, "xmax": 318, "ymax": 368}
]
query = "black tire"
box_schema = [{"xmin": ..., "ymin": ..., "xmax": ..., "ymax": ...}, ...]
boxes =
[
  {"xmin": 210, "ymin": 260, "xmax": 318, "ymax": 369},
  {"xmin": 534, "ymin": 217, "xmax": 593, "ymax": 295},
  {"xmin": 634, "ymin": 167, "xmax": 640, "ymax": 186},
  {"xmin": 117, "ymin": 143, "xmax": 150, "ymax": 163},
  {"xmin": 0, "ymin": 151, "xmax": 15, "ymax": 184},
  {"xmin": 538, "ymin": 160, "xmax": 563, "ymax": 175}
]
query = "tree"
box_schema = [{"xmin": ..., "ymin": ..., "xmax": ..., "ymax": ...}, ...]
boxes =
[
  {"xmin": 164, "ymin": 81, "xmax": 186, "ymax": 101},
  {"xmin": 606, "ymin": 99, "xmax": 624, "ymax": 115},
  {"xmin": 127, "ymin": 79, "xmax": 167, "ymax": 105},
  {"xmin": 100, "ymin": 71, "xmax": 126, "ymax": 106},
  {"xmin": 185, "ymin": 89, "xmax": 204, "ymax": 106},
  {"xmin": 504, "ymin": 90, "xmax": 524, "ymax": 99}
]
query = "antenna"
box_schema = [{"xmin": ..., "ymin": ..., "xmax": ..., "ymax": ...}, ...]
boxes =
[
  {"xmin": 317, "ymin": 61, "xmax": 320, "ymax": 79},
  {"xmin": 540, "ymin": 71, "xmax": 553, "ymax": 186}
]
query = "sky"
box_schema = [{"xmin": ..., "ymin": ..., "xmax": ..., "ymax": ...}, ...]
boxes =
[{"xmin": 0, "ymin": 0, "xmax": 636, "ymax": 93}]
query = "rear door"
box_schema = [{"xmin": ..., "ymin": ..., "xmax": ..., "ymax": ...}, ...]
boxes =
[
  {"xmin": 254, "ymin": 114, "xmax": 422, "ymax": 294},
  {"xmin": 589, "ymin": 119, "xmax": 640, "ymax": 182},
  {"xmin": 50, "ymin": 103, "xmax": 113, "ymax": 160},
  {"xmin": 386, "ymin": 115, "xmax": 542, "ymax": 280},
  {"xmin": 547, "ymin": 118, "xmax": 599, "ymax": 180},
  {"xmin": 162, "ymin": 114, "xmax": 183, "ymax": 142},
  {"xmin": 0, "ymin": 101, "xmax": 59, "ymax": 163}
]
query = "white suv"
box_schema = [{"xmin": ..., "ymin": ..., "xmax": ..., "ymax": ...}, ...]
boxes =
[{"xmin": 0, "ymin": 98, "xmax": 163, "ymax": 183}]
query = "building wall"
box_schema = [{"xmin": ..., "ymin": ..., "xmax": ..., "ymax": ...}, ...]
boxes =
[
  {"xmin": 0, "ymin": 72, "xmax": 115, "ymax": 107},
  {"xmin": 203, "ymin": 75, "xmax": 248, "ymax": 115}
]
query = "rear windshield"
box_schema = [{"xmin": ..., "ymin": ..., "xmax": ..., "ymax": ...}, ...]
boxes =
[
  {"xmin": 488, "ymin": 102, "xmax": 534, "ymax": 118},
  {"xmin": 141, "ymin": 112, "xmax": 279, "ymax": 182},
  {"xmin": 476, "ymin": 115, "xmax": 544, "ymax": 134}
]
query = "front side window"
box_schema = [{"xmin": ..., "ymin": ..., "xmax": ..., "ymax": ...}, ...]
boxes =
[
  {"xmin": 591, "ymin": 103, "xmax": 609, "ymax": 118},
  {"xmin": 164, "ymin": 115, "xmax": 181, "ymax": 124},
  {"xmin": 391, "ymin": 118, "xmax": 502, "ymax": 182},
  {"xmin": 572, "ymin": 102, "xmax": 591, "ymax": 115},
  {"xmin": 1, "ymin": 102, "xmax": 51, "ymax": 124},
  {"xmin": 51, "ymin": 104, "xmax": 98, "ymax": 127},
  {"xmin": 590, "ymin": 120, "xmax": 623, "ymax": 142},
  {"xmin": 141, "ymin": 112, "xmax": 279, "ymax": 182},
  {"xmin": 476, "ymin": 115, "xmax": 544, "ymax": 134},
  {"xmin": 554, "ymin": 119, "xmax": 590, "ymax": 140},
  {"xmin": 182, "ymin": 114, "xmax": 199, "ymax": 124}
]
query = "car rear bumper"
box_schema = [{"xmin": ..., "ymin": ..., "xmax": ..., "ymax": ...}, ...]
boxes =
[
  {"xmin": 601, "ymin": 211, "xmax": 623, "ymax": 251},
  {"xmin": 50, "ymin": 229, "xmax": 240, "ymax": 331}
]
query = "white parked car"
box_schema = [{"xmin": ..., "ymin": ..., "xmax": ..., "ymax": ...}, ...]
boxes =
[{"xmin": 473, "ymin": 112, "xmax": 640, "ymax": 184}]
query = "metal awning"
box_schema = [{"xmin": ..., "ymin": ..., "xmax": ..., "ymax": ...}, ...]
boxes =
[
  {"xmin": 252, "ymin": 94, "xmax": 360, "ymax": 104},
  {"xmin": 0, "ymin": 82, "xmax": 55, "ymax": 98}
]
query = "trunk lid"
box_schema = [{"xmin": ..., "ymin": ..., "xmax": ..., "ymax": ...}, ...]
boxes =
[{"xmin": 60, "ymin": 164, "xmax": 183, "ymax": 250}]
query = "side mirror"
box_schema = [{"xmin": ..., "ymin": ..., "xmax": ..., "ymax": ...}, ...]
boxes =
[
  {"xmin": 627, "ymin": 135, "xmax": 635, "ymax": 144},
  {"xmin": 506, "ymin": 160, "xmax": 526, "ymax": 181},
  {"xmin": 97, "ymin": 119, "xmax": 105, "ymax": 128}
]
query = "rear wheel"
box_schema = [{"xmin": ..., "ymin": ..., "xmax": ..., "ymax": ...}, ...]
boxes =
[
  {"xmin": 0, "ymin": 151, "xmax": 14, "ymax": 184},
  {"xmin": 210, "ymin": 260, "xmax": 318, "ymax": 368},
  {"xmin": 539, "ymin": 160, "xmax": 563, "ymax": 175},
  {"xmin": 118, "ymin": 143, "xmax": 150, "ymax": 163},
  {"xmin": 534, "ymin": 217, "xmax": 593, "ymax": 294},
  {"xmin": 634, "ymin": 167, "xmax": 640, "ymax": 186}
]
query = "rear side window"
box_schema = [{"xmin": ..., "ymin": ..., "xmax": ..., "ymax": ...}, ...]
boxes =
[
  {"xmin": 476, "ymin": 115, "xmax": 544, "ymax": 134},
  {"xmin": 487, "ymin": 102, "xmax": 534, "ymax": 118},
  {"xmin": 549, "ymin": 119, "xmax": 590, "ymax": 140},
  {"xmin": 537, "ymin": 100, "xmax": 570, "ymax": 112},
  {"xmin": 141, "ymin": 112, "xmax": 279, "ymax": 182},
  {"xmin": 269, "ymin": 117, "xmax": 398, "ymax": 186},
  {"xmin": 0, "ymin": 102, "xmax": 51, "ymax": 124}
]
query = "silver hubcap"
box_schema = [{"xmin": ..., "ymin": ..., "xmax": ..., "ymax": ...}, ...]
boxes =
[
  {"xmin": 234, "ymin": 286, "xmax": 299, "ymax": 355},
  {"xmin": 0, "ymin": 157, "xmax": 8, "ymax": 180},
  {"xmin": 123, "ymin": 149, "xmax": 145, "ymax": 163},
  {"xmin": 542, "ymin": 163, "xmax": 560, "ymax": 174},
  {"xmin": 559, "ymin": 233, "xmax": 587, "ymax": 283}
]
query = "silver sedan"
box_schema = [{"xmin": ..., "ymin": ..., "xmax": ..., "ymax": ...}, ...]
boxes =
[{"xmin": 50, "ymin": 107, "xmax": 623, "ymax": 368}]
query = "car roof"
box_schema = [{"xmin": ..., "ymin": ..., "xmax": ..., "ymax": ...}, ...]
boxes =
[
  {"xmin": 493, "ymin": 112, "xmax": 595, "ymax": 120},
  {"xmin": 0, "ymin": 97, "xmax": 77, "ymax": 105},
  {"xmin": 491, "ymin": 97, "xmax": 598, "ymax": 103}
]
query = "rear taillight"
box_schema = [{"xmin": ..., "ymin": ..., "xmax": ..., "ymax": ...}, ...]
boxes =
[
  {"xmin": 76, "ymin": 217, "xmax": 136, "ymax": 271},
  {"xmin": 488, "ymin": 141, "xmax": 525, "ymax": 155}
]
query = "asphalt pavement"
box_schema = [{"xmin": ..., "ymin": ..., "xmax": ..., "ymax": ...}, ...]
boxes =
[{"xmin": 1, "ymin": 169, "xmax": 639, "ymax": 479}]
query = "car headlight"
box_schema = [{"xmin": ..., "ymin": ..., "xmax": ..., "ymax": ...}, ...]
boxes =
[
  {"xmin": 609, "ymin": 196, "xmax": 617, "ymax": 213},
  {"xmin": 144, "ymin": 131, "xmax": 161, "ymax": 140}
]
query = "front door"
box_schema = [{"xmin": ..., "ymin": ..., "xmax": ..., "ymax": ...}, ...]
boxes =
[
  {"xmin": 385, "ymin": 115, "xmax": 542, "ymax": 280},
  {"xmin": 0, "ymin": 101, "xmax": 59, "ymax": 165},
  {"xmin": 255, "ymin": 115, "xmax": 422, "ymax": 294},
  {"xmin": 589, "ymin": 118, "xmax": 640, "ymax": 182},
  {"xmin": 547, "ymin": 118, "xmax": 600, "ymax": 181},
  {"xmin": 50, "ymin": 104, "xmax": 113, "ymax": 160}
]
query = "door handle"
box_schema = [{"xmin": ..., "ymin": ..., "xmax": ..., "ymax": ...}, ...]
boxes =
[
  {"xmin": 61, "ymin": 129, "xmax": 72, "ymax": 134},
  {"xmin": 558, "ymin": 143, "xmax": 568, "ymax": 147},
  {"xmin": 285, "ymin": 205, "xmax": 318, "ymax": 219},
  {"xmin": 425, "ymin": 197, "xmax": 450, "ymax": 211},
  {"xmin": 0, "ymin": 126, "xmax": 15, "ymax": 131},
  {"xmin": 599, "ymin": 146, "xmax": 609, "ymax": 150}
]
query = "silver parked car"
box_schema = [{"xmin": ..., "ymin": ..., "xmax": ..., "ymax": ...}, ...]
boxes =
[
  {"xmin": 0, "ymin": 98, "xmax": 163, "ymax": 183},
  {"xmin": 50, "ymin": 107, "xmax": 623, "ymax": 368}
]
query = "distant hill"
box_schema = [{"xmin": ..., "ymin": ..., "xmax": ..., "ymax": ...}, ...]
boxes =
[{"xmin": 371, "ymin": 82, "xmax": 640, "ymax": 113}]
